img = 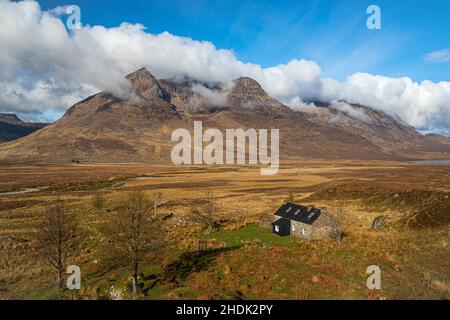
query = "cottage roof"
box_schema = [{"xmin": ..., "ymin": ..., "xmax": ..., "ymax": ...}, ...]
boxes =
[
  {"xmin": 274, "ymin": 203, "xmax": 322, "ymax": 225},
  {"xmin": 272, "ymin": 217, "xmax": 291, "ymax": 226}
]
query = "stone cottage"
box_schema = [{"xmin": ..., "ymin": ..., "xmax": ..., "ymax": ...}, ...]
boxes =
[{"xmin": 272, "ymin": 202, "xmax": 337, "ymax": 240}]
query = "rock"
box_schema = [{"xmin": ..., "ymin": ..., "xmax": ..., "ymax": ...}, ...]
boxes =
[
  {"xmin": 6, "ymin": 235, "xmax": 30, "ymax": 243},
  {"xmin": 109, "ymin": 286, "xmax": 123, "ymax": 300},
  {"xmin": 311, "ymin": 276, "xmax": 320, "ymax": 284},
  {"xmin": 238, "ymin": 283, "xmax": 251, "ymax": 293},
  {"xmin": 431, "ymin": 280, "xmax": 450, "ymax": 292},
  {"xmin": 234, "ymin": 290, "xmax": 245, "ymax": 300},
  {"xmin": 372, "ymin": 215, "xmax": 388, "ymax": 230},
  {"xmin": 223, "ymin": 264, "xmax": 231, "ymax": 275},
  {"xmin": 163, "ymin": 212, "xmax": 174, "ymax": 220}
]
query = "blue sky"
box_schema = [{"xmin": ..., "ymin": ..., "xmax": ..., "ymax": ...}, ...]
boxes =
[
  {"xmin": 1, "ymin": 0, "xmax": 448, "ymax": 133},
  {"xmin": 39, "ymin": 0, "xmax": 450, "ymax": 82}
]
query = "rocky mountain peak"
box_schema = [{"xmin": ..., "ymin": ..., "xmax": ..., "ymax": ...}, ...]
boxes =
[
  {"xmin": 228, "ymin": 77, "xmax": 271, "ymax": 107},
  {"xmin": 232, "ymin": 77, "xmax": 267, "ymax": 96},
  {"xmin": 125, "ymin": 67, "xmax": 170, "ymax": 101},
  {"xmin": 1, "ymin": 68, "xmax": 449, "ymax": 163}
]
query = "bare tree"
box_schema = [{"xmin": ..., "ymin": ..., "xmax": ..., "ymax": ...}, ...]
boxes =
[
  {"xmin": 104, "ymin": 191, "xmax": 164, "ymax": 297},
  {"xmin": 36, "ymin": 200, "xmax": 80, "ymax": 291},
  {"xmin": 332, "ymin": 201, "xmax": 346, "ymax": 243},
  {"xmin": 191, "ymin": 191, "xmax": 219, "ymax": 231},
  {"xmin": 152, "ymin": 192, "xmax": 162, "ymax": 218},
  {"xmin": 92, "ymin": 193, "xmax": 106, "ymax": 211}
]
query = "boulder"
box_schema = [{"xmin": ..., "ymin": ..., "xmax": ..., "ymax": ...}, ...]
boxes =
[{"xmin": 372, "ymin": 215, "xmax": 388, "ymax": 230}]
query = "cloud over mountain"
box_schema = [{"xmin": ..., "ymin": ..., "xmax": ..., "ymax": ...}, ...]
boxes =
[{"xmin": 0, "ymin": 0, "xmax": 449, "ymax": 135}]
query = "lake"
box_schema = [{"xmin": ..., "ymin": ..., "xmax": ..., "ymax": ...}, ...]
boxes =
[{"xmin": 410, "ymin": 159, "xmax": 450, "ymax": 164}]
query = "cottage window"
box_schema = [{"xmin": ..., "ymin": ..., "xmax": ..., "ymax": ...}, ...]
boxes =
[
  {"xmin": 294, "ymin": 209, "xmax": 300, "ymax": 215},
  {"xmin": 286, "ymin": 207, "xmax": 292, "ymax": 213},
  {"xmin": 275, "ymin": 225, "xmax": 280, "ymax": 232},
  {"xmin": 292, "ymin": 225, "xmax": 296, "ymax": 232}
]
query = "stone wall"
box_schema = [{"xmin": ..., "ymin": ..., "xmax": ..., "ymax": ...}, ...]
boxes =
[
  {"xmin": 311, "ymin": 212, "xmax": 338, "ymax": 240},
  {"xmin": 291, "ymin": 221, "xmax": 313, "ymax": 240},
  {"xmin": 311, "ymin": 225, "xmax": 336, "ymax": 240},
  {"xmin": 273, "ymin": 212, "xmax": 338, "ymax": 241}
]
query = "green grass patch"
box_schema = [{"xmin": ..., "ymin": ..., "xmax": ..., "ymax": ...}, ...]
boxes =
[{"xmin": 205, "ymin": 224, "xmax": 298, "ymax": 248}]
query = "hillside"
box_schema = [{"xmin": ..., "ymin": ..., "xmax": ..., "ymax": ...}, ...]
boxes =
[
  {"xmin": 0, "ymin": 114, "xmax": 47, "ymax": 143},
  {"xmin": 0, "ymin": 68, "xmax": 449, "ymax": 163}
]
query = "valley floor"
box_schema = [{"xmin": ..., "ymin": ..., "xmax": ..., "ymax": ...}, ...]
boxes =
[{"xmin": 0, "ymin": 160, "xmax": 449, "ymax": 299}]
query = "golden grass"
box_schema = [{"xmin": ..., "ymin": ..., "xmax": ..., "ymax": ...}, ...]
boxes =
[{"xmin": 0, "ymin": 160, "xmax": 449, "ymax": 299}]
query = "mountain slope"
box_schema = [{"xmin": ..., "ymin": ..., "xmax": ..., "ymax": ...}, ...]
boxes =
[
  {"xmin": 0, "ymin": 114, "xmax": 47, "ymax": 143},
  {"xmin": 0, "ymin": 68, "xmax": 449, "ymax": 163},
  {"xmin": 0, "ymin": 69, "xmax": 181, "ymax": 162}
]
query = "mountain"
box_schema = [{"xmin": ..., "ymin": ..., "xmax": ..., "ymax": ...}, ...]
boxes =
[
  {"xmin": 424, "ymin": 133, "xmax": 450, "ymax": 146},
  {"xmin": 0, "ymin": 68, "xmax": 449, "ymax": 163},
  {"xmin": 0, "ymin": 114, "xmax": 47, "ymax": 143}
]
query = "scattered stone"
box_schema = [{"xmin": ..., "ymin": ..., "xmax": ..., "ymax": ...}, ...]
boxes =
[
  {"xmin": 432, "ymin": 280, "xmax": 450, "ymax": 292},
  {"xmin": 372, "ymin": 215, "xmax": 388, "ymax": 230},
  {"xmin": 311, "ymin": 276, "xmax": 320, "ymax": 284},
  {"xmin": 223, "ymin": 264, "xmax": 231, "ymax": 275},
  {"xmin": 5, "ymin": 235, "xmax": 30, "ymax": 243},
  {"xmin": 239, "ymin": 283, "xmax": 251, "ymax": 293},
  {"xmin": 234, "ymin": 290, "xmax": 245, "ymax": 300},
  {"xmin": 109, "ymin": 286, "xmax": 123, "ymax": 300},
  {"xmin": 173, "ymin": 217, "xmax": 194, "ymax": 226},
  {"xmin": 163, "ymin": 212, "xmax": 174, "ymax": 220}
]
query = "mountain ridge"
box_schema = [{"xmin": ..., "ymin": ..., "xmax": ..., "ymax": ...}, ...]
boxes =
[
  {"xmin": 0, "ymin": 67, "xmax": 449, "ymax": 163},
  {"xmin": 0, "ymin": 113, "xmax": 47, "ymax": 143}
]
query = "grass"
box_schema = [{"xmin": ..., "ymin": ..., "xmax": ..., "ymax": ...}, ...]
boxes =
[
  {"xmin": 0, "ymin": 161, "xmax": 449, "ymax": 300},
  {"xmin": 175, "ymin": 227, "xmax": 450, "ymax": 300},
  {"xmin": 307, "ymin": 182, "xmax": 450, "ymax": 228},
  {"xmin": 205, "ymin": 224, "xmax": 298, "ymax": 248}
]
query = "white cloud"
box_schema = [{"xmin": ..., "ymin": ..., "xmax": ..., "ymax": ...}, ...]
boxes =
[
  {"xmin": 329, "ymin": 101, "xmax": 370, "ymax": 123},
  {"xmin": 424, "ymin": 49, "xmax": 450, "ymax": 64},
  {"xmin": 0, "ymin": 77, "xmax": 95, "ymax": 121},
  {"xmin": 48, "ymin": 4, "xmax": 70, "ymax": 16},
  {"xmin": 285, "ymin": 97, "xmax": 317, "ymax": 113},
  {"xmin": 0, "ymin": 0, "xmax": 449, "ymax": 136},
  {"xmin": 190, "ymin": 83, "xmax": 230, "ymax": 108},
  {"xmin": 338, "ymin": 73, "xmax": 450, "ymax": 133}
]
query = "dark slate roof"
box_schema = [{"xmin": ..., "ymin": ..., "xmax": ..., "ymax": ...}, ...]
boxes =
[
  {"xmin": 274, "ymin": 202, "xmax": 322, "ymax": 225},
  {"xmin": 272, "ymin": 217, "xmax": 291, "ymax": 226}
]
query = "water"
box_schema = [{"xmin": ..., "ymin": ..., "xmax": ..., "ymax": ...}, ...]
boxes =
[
  {"xmin": 0, "ymin": 186, "xmax": 49, "ymax": 196},
  {"xmin": 0, "ymin": 187, "xmax": 41, "ymax": 196},
  {"xmin": 132, "ymin": 176, "xmax": 153, "ymax": 181},
  {"xmin": 410, "ymin": 159, "xmax": 450, "ymax": 165}
]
